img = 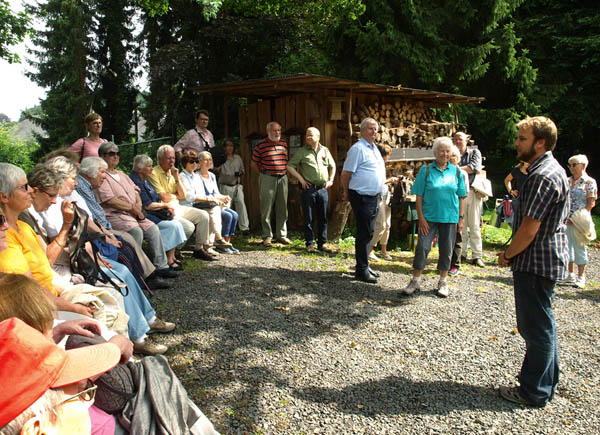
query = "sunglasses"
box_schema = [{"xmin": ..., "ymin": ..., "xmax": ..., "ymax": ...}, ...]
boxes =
[
  {"xmin": 104, "ymin": 151, "xmax": 120, "ymax": 157},
  {"xmin": 0, "ymin": 214, "xmax": 6, "ymax": 227},
  {"xmin": 189, "ymin": 158, "xmax": 200, "ymax": 164},
  {"xmin": 568, "ymin": 163, "xmax": 581, "ymax": 167}
]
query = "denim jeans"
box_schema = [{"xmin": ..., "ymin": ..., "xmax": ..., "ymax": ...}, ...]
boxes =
[
  {"xmin": 348, "ymin": 190, "xmax": 380, "ymax": 275},
  {"xmin": 513, "ymin": 271, "xmax": 559, "ymax": 405},
  {"xmin": 566, "ymin": 224, "xmax": 588, "ymax": 265},
  {"xmin": 221, "ymin": 208, "xmax": 239, "ymax": 238},
  {"xmin": 104, "ymin": 260, "xmax": 156, "ymax": 341},
  {"xmin": 413, "ymin": 222, "xmax": 456, "ymax": 271},
  {"xmin": 301, "ymin": 186, "xmax": 328, "ymax": 247}
]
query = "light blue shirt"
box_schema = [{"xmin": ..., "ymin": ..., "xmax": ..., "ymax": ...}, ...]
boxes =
[
  {"xmin": 411, "ymin": 162, "xmax": 466, "ymax": 223},
  {"xmin": 343, "ymin": 138, "xmax": 386, "ymax": 196}
]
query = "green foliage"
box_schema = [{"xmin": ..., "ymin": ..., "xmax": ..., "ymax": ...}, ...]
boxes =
[
  {"xmin": 0, "ymin": 123, "xmax": 40, "ymax": 172},
  {"xmin": 0, "ymin": 0, "xmax": 29, "ymax": 63}
]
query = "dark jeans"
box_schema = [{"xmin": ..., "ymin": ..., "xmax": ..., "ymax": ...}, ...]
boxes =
[
  {"xmin": 513, "ymin": 271, "xmax": 559, "ymax": 405},
  {"xmin": 301, "ymin": 185, "xmax": 328, "ymax": 247},
  {"xmin": 450, "ymin": 225, "xmax": 462, "ymax": 269},
  {"xmin": 348, "ymin": 189, "xmax": 380, "ymax": 275}
]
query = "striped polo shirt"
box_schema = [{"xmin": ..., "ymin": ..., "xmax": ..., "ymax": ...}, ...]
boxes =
[
  {"xmin": 512, "ymin": 151, "xmax": 570, "ymax": 281},
  {"xmin": 252, "ymin": 139, "xmax": 288, "ymax": 175}
]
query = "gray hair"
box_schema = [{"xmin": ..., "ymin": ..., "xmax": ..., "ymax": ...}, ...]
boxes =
[
  {"xmin": 98, "ymin": 141, "xmax": 118, "ymax": 157},
  {"xmin": 432, "ymin": 136, "xmax": 453, "ymax": 157},
  {"xmin": 80, "ymin": 157, "xmax": 108, "ymax": 179},
  {"xmin": 0, "ymin": 163, "xmax": 26, "ymax": 195},
  {"xmin": 0, "ymin": 389, "xmax": 63, "ymax": 434},
  {"xmin": 133, "ymin": 154, "xmax": 153, "ymax": 170},
  {"xmin": 360, "ymin": 117, "xmax": 378, "ymax": 130},
  {"xmin": 27, "ymin": 165, "xmax": 64, "ymax": 191},
  {"xmin": 449, "ymin": 144, "xmax": 461, "ymax": 159},
  {"xmin": 44, "ymin": 156, "xmax": 78, "ymax": 179},
  {"xmin": 266, "ymin": 121, "xmax": 280, "ymax": 132},
  {"xmin": 568, "ymin": 154, "xmax": 589, "ymax": 170},
  {"xmin": 199, "ymin": 151, "xmax": 212, "ymax": 161},
  {"xmin": 157, "ymin": 144, "xmax": 174, "ymax": 160}
]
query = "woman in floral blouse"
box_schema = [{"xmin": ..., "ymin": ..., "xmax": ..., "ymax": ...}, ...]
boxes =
[{"xmin": 564, "ymin": 154, "xmax": 597, "ymax": 288}]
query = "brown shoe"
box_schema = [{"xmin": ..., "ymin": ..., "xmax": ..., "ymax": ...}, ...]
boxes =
[
  {"xmin": 149, "ymin": 318, "xmax": 175, "ymax": 333},
  {"xmin": 215, "ymin": 238, "xmax": 232, "ymax": 248},
  {"xmin": 307, "ymin": 244, "xmax": 317, "ymax": 252},
  {"xmin": 133, "ymin": 340, "xmax": 168, "ymax": 355},
  {"xmin": 193, "ymin": 249, "xmax": 217, "ymax": 261},
  {"xmin": 277, "ymin": 237, "xmax": 292, "ymax": 245},
  {"xmin": 263, "ymin": 238, "xmax": 273, "ymax": 247},
  {"xmin": 318, "ymin": 244, "xmax": 333, "ymax": 253}
]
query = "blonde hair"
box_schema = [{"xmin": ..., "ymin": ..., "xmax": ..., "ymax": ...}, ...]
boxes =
[{"xmin": 0, "ymin": 273, "xmax": 56, "ymax": 334}]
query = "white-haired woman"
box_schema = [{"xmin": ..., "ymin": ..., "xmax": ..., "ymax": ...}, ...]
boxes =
[
  {"xmin": 96, "ymin": 142, "xmax": 178, "ymax": 276},
  {"xmin": 563, "ymin": 154, "xmax": 597, "ymax": 288},
  {"xmin": 402, "ymin": 137, "xmax": 467, "ymax": 297},
  {"xmin": 130, "ymin": 154, "xmax": 188, "ymax": 268}
]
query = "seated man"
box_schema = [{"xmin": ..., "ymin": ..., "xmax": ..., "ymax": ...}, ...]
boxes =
[{"xmin": 148, "ymin": 145, "xmax": 216, "ymax": 261}]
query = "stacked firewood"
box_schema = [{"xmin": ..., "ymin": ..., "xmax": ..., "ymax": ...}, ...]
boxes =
[{"xmin": 340, "ymin": 100, "xmax": 456, "ymax": 150}]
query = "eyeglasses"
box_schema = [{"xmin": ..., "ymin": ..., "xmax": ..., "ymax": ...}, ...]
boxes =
[
  {"xmin": 104, "ymin": 151, "xmax": 120, "ymax": 157},
  {"xmin": 41, "ymin": 189, "xmax": 59, "ymax": 200},
  {"xmin": 568, "ymin": 163, "xmax": 581, "ymax": 167},
  {"xmin": 51, "ymin": 380, "xmax": 97, "ymax": 416},
  {"xmin": 0, "ymin": 214, "xmax": 6, "ymax": 227},
  {"xmin": 15, "ymin": 182, "xmax": 29, "ymax": 191},
  {"xmin": 199, "ymin": 117, "xmax": 209, "ymax": 122}
]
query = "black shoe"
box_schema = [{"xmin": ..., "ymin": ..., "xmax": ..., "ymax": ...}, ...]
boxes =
[
  {"xmin": 355, "ymin": 272, "xmax": 377, "ymax": 284},
  {"xmin": 242, "ymin": 230, "xmax": 250, "ymax": 236},
  {"xmin": 169, "ymin": 262, "xmax": 183, "ymax": 271},
  {"xmin": 146, "ymin": 277, "xmax": 173, "ymax": 290},
  {"xmin": 155, "ymin": 268, "xmax": 178, "ymax": 279},
  {"xmin": 193, "ymin": 250, "xmax": 218, "ymax": 261},
  {"xmin": 368, "ymin": 267, "xmax": 380, "ymax": 278}
]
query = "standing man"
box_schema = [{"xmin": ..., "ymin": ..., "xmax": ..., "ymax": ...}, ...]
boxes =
[
  {"xmin": 251, "ymin": 121, "xmax": 290, "ymax": 247},
  {"xmin": 174, "ymin": 110, "xmax": 215, "ymax": 161},
  {"xmin": 287, "ymin": 127, "xmax": 336, "ymax": 252},
  {"xmin": 341, "ymin": 118, "xmax": 386, "ymax": 283},
  {"xmin": 454, "ymin": 131, "xmax": 485, "ymax": 267},
  {"xmin": 497, "ymin": 116, "xmax": 569, "ymax": 407}
]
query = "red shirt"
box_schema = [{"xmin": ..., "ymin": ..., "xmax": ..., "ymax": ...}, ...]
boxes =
[{"xmin": 252, "ymin": 139, "xmax": 288, "ymax": 175}]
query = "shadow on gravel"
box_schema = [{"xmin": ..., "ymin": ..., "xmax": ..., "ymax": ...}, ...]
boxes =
[{"xmin": 293, "ymin": 375, "xmax": 508, "ymax": 416}]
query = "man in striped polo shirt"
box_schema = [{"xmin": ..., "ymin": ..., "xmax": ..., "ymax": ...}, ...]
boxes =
[
  {"xmin": 251, "ymin": 121, "xmax": 290, "ymax": 247},
  {"xmin": 497, "ymin": 116, "xmax": 569, "ymax": 407}
]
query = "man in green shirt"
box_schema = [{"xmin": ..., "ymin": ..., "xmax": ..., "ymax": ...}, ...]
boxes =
[{"xmin": 287, "ymin": 127, "xmax": 336, "ymax": 252}]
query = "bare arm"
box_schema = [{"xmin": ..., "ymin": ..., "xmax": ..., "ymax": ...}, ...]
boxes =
[
  {"xmin": 341, "ymin": 170, "xmax": 352, "ymax": 201},
  {"xmin": 457, "ymin": 197, "xmax": 465, "ymax": 233},
  {"xmin": 497, "ymin": 216, "xmax": 542, "ymax": 266},
  {"xmin": 416, "ymin": 195, "xmax": 429, "ymax": 235},
  {"xmin": 286, "ymin": 165, "xmax": 309, "ymax": 189},
  {"xmin": 251, "ymin": 161, "xmax": 260, "ymax": 173},
  {"xmin": 586, "ymin": 196, "xmax": 596, "ymax": 212},
  {"xmin": 504, "ymin": 173, "xmax": 514, "ymax": 194},
  {"xmin": 326, "ymin": 163, "xmax": 336, "ymax": 189}
]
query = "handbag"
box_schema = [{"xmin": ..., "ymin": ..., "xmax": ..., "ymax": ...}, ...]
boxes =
[
  {"xmin": 146, "ymin": 207, "xmax": 173, "ymax": 221},
  {"xmin": 194, "ymin": 200, "xmax": 219, "ymax": 209},
  {"xmin": 66, "ymin": 334, "xmax": 136, "ymax": 414}
]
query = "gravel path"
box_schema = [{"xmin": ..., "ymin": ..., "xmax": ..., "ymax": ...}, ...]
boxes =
[{"xmin": 151, "ymin": 239, "xmax": 600, "ymax": 434}]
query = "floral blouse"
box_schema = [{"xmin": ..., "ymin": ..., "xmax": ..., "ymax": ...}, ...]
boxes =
[{"xmin": 568, "ymin": 173, "xmax": 597, "ymax": 217}]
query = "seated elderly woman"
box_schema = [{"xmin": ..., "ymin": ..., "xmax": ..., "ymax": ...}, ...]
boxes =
[
  {"xmin": 96, "ymin": 142, "xmax": 178, "ymax": 277},
  {"xmin": 0, "ymin": 316, "xmax": 121, "ymax": 435},
  {"xmin": 401, "ymin": 137, "xmax": 466, "ymax": 298},
  {"xmin": 180, "ymin": 151, "xmax": 239, "ymax": 253},
  {"xmin": 0, "ymin": 273, "xmax": 219, "ymax": 435},
  {"xmin": 0, "ymin": 162, "xmax": 175, "ymax": 356},
  {"xmin": 129, "ymin": 154, "xmax": 188, "ymax": 268}
]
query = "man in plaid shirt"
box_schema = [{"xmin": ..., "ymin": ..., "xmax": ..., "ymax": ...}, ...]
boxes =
[{"xmin": 497, "ymin": 116, "xmax": 569, "ymax": 407}]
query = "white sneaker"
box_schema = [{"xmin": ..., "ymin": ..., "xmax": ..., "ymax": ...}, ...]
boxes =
[
  {"xmin": 559, "ymin": 272, "xmax": 575, "ymax": 285},
  {"xmin": 369, "ymin": 252, "xmax": 379, "ymax": 261},
  {"xmin": 403, "ymin": 278, "xmax": 421, "ymax": 295},
  {"xmin": 574, "ymin": 275, "xmax": 586, "ymax": 289},
  {"xmin": 437, "ymin": 280, "xmax": 449, "ymax": 298}
]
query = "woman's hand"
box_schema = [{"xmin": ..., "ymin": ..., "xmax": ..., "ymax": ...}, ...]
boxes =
[
  {"xmin": 73, "ymin": 303, "xmax": 96, "ymax": 318},
  {"xmin": 418, "ymin": 217, "xmax": 429, "ymax": 235},
  {"xmin": 457, "ymin": 217, "xmax": 464, "ymax": 233},
  {"xmin": 60, "ymin": 200, "xmax": 75, "ymax": 228}
]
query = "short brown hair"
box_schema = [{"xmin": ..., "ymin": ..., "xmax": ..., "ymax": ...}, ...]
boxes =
[
  {"xmin": 0, "ymin": 273, "xmax": 56, "ymax": 334},
  {"xmin": 195, "ymin": 109, "xmax": 209, "ymax": 119},
  {"xmin": 84, "ymin": 113, "xmax": 102, "ymax": 125},
  {"xmin": 516, "ymin": 116, "xmax": 558, "ymax": 151}
]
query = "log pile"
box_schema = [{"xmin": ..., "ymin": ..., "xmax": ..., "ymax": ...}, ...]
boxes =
[{"xmin": 339, "ymin": 100, "xmax": 456, "ymax": 151}]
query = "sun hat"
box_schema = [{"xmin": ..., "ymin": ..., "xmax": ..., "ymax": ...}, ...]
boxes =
[{"xmin": 0, "ymin": 317, "xmax": 121, "ymax": 427}]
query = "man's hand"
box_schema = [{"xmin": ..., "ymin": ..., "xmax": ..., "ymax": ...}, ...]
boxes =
[
  {"xmin": 52, "ymin": 318, "xmax": 101, "ymax": 343},
  {"xmin": 299, "ymin": 178, "xmax": 311, "ymax": 190},
  {"xmin": 510, "ymin": 189, "xmax": 519, "ymax": 198},
  {"xmin": 170, "ymin": 166, "xmax": 179, "ymax": 179},
  {"xmin": 106, "ymin": 233, "xmax": 122, "ymax": 248},
  {"xmin": 325, "ymin": 180, "xmax": 333, "ymax": 189},
  {"xmin": 61, "ymin": 200, "xmax": 75, "ymax": 228},
  {"xmin": 497, "ymin": 251, "xmax": 512, "ymax": 267},
  {"xmin": 108, "ymin": 334, "xmax": 134, "ymax": 363},
  {"xmin": 342, "ymin": 190, "xmax": 349, "ymax": 201}
]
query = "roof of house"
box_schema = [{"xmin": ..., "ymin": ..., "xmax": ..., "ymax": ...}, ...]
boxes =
[{"xmin": 194, "ymin": 73, "xmax": 484, "ymax": 106}]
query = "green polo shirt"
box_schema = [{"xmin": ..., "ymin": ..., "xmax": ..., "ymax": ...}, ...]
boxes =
[{"xmin": 288, "ymin": 144, "xmax": 335, "ymax": 185}]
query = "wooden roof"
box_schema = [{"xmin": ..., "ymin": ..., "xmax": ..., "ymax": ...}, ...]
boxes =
[{"xmin": 194, "ymin": 73, "xmax": 484, "ymax": 106}]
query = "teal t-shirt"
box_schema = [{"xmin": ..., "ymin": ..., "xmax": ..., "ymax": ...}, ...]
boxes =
[{"xmin": 411, "ymin": 162, "xmax": 466, "ymax": 223}]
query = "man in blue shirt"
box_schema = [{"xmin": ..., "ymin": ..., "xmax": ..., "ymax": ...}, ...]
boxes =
[
  {"xmin": 341, "ymin": 118, "xmax": 386, "ymax": 283},
  {"xmin": 497, "ymin": 116, "xmax": 569, "ymax": 407}
]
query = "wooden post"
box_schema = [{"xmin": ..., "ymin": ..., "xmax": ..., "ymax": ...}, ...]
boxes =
[{"xmin": 224, "ymin": 96, "xmax": 229, "ymax": 138}]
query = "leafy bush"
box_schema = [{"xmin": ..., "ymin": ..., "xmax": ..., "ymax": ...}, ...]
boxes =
[{"xmin": 0, "ymin": 122, "xmax": 40, "ymax": 172}]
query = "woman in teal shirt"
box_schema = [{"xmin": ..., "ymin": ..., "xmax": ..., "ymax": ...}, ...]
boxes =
[{"xmin": 402, "ymin": 137, "xmax": 467, "ymax": 298}]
